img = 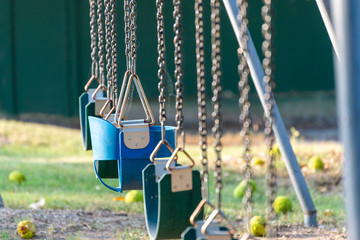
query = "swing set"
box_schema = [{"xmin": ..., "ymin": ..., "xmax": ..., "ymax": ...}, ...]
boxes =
[{"xmin": 78, "ymin": 0, "xmax": 322, "ymax": 238}]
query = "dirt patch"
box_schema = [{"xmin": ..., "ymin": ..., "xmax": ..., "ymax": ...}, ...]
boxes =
[
  {"xmin": 0, "ymin": 209, "xmax": 146, "ymax": 239},
  {"xmin": 0, "ymin": 209, "xmax": 347, "ymax": 240}
]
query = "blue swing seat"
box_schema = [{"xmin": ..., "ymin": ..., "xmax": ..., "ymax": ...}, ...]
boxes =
[{"xmin": 89, "ymin": 116, "xmax": 176, "ymax": 192}]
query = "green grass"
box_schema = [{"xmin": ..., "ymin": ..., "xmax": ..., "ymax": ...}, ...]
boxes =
[
  {"xmin": 0, "ymin": 231, "xmax": 10, "ymax": 240},
  {"xmin": 0, "ymin": 120, "xmax": 345, "ymax": 228}
]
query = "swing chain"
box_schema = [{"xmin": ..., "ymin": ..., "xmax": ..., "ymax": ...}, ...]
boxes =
[
  {"xmin": 173, "ymin": 0, "xmax": 185, "ymax": 148},
  {"xmin": 104, "ymin": 0, "xmax": 113, "ymax": 101},
  {"xmin": 262, "ymin": 0, "xmax": 277, "ymax": 230},
  {"xmin": 97, "ymin": 0, "xmax": 106, "ymax": 88},
  {"xmin": 110, "ymin": 0, "xmax": 118, "ymax": 106},
  {"xmin": 130, "ymin": 0, "xmax": 137, "ymax": 74},
  {"xmin": 124, "ymin": 0, "xmax": 131, "ymax": 70},
  {"xmin": 156, "ymin": 0, "xmax": 167, "ymax": 134},
  {"xmin": 89, "ymin": 0, "xmax": 98, "ymax": 78},
  {"xmin": 210, "ymin": 0, "xmax": 223, "ymax": 210},
  {"xmin": 237, "ymin": 0, "xmax": 254, "ymax": 225},
  {"xmin": 194, "ymin": 0, "xmax": 209, "ymax": 201}
]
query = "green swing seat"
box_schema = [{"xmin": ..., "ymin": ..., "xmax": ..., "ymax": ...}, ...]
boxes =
[{"xmin": 143, "ymin": 163, "xmax": 203, "ymax": 240}]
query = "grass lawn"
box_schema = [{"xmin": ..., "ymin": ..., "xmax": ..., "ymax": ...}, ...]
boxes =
[{"xmin": 0, "ymin": 119, "xmax": 345, "ymax": 231}]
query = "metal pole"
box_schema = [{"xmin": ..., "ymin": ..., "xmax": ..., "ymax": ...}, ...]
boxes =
[
  {"xmin": 222, "ymin": 0, "xmax": 317, "ymax": 226},
  {"xmin": 332, "ymin": 0, "xmax": 360, "ymax": 239},
  {"xmin": 315, "ymin": 0, "xmax": 339, "ymax": 59}
]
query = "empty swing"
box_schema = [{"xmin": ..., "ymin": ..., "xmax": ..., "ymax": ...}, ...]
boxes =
[
  {"xmin": 89, "ymin": 0, "xmax": 176, "ymax": 192},
  {"xmin": 183, "ymin": 0, "xmax": 279, "ymax": 237},
  {"xmin": 181, "ymin": 0, "xmax": 237, "ymax": 239},
  {"xmin": 79, "ymin": 0, "xmax": 109, "ymax": 151},
  {"xmin": 143, "ymin": 0, "xmax": 202, "ymax": 239}
]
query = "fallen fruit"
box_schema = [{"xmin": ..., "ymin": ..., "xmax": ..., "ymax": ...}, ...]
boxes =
[
  {"xmin": 251, "ymin": 156, "xmax": 265, "ymax": 166},
  {"xmin": 17, "ymin": 220, "xmax": 36, "ymax": 239},
  {"xmin": 124, "ymin": 190, "xmax": 143, "ymax": 204},
  {"xmin": 233, "ymin": 179, "xmax": 257, "ymax": 199},
  {"xmin": 249, "ymin": 216, "xmax": 266, "ymax": 237},
  {"xmin": 270, "ymin": 143, "xmax": 281, "ymax": 156},
  {"xmin": 273, "ymin": 195, "xmax": 293, "ymax": 214},
  {"xmin": 9, "ymin": 171, "xmax": 26, "ymax": 184},
  {"xmin": 308, "ymin": 155, "xmax": 324, "ymax": 171}
]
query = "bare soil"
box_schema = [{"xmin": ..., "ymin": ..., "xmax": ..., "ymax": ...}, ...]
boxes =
[{"xmin": 0, "ymin": 208, "xmax": 347, "ymax": 240}]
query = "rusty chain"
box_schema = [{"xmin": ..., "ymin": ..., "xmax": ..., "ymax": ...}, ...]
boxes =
[
  {"xmin": 173, "ymin": 0, "xmax": 185, "ymax": 148},
  {"xmin": 262, "ymin": 0, "xmax": 277, "ymax": 234},
  {"xmin": 210, "ymin": 0, "xmax": 223, "ymax": 210},
  {"xmin": 237, "ymin": 0, "xmax": 254, "ymax": 229},
  {"xmin": 195, "ymin": 0, "xmax": 209, "ymax": 201},
  {"xmin": 156, "ymin": 0, "xmax": 167, "ymax": 133}
]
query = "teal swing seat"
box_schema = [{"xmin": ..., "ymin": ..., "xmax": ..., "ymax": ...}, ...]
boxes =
[
  {"xmin": 79, "ymin": 85, "xmax": 108, "ymax": 151},
  {"xmin": 143, "ymin": 147, "xmax": 203, "ymax": 240}
]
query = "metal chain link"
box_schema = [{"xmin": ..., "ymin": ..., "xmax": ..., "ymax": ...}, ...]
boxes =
[
  {"xmin": 110, "ymin": 0, "xmax": 118, "ymax": 106},
  {"xmin": 173, "ymin": 0, "xmax": 185, "ymax": 148},
  {"xmin": 104, "ymin": 0, "xmax": 113, "ymax": 101},
  {"xmin": 262, "ymin": 0, "xmax": 277, "ymax": 234},
  {"xmin": 97, "ymin": 0, "xmax": 106, "ymax": 88},
  {"xmin": 237, "ymin": 0, "xmax": 254, "ymax": 227},
  {"xmin": 89, "ymin": 0, "xmax": 98, "ymax": 78},
  {"xmin": 124, "ymin": 0, "xmax": 131, "ymax": 71},
  {"xmin": 156, "ymin": 0, "xmax": 167, "ymax": 132},
  {"xmin": 210, "ymin": 0, "xmax": 223, "ymax": 210},
  {"xmin": 194, "ymin": 0, "xmax": 209, "ymax": 201},
  {"xmin": 130, "ymin": 0, "xmax": 137, "ymax": 74}
]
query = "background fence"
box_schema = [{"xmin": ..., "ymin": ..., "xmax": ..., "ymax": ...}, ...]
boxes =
[{"xmin": 0, "ymin": 0, "xmax": 334, "ymax": 117}]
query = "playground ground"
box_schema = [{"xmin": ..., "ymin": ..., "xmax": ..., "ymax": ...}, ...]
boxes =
[{"xmin": 0, "ymin": 92, "xmax": 347, "ymax": 239}]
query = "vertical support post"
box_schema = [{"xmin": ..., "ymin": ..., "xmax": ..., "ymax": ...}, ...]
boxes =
[
  {"xmin": 222, "ymin": 0, "xmax": 317, "ymax": 226},
  {"xmin": 332, "ymin": 0, "xmax": 360, "ymax": 239}
]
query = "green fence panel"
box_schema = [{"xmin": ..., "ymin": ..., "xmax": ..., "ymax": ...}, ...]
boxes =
[{"xmin": 0, "ymin": 0, "xmax": 334, "ymax": 117}]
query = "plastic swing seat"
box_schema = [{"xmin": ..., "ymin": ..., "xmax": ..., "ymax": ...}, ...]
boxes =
[
  {"xmin": 143, "ymin": 148, "xmax": 203, "ymax": 240},
  {"xmin": 79, "ymin": 87, "xmax": 108, "ymax": 151},
  {"xmin": 88, "ymin": 116, "xmax": 176, "ymax": 192},
  {"xmin": 181, "ymin": 200, "xmax": 237, "ymax": 240}
]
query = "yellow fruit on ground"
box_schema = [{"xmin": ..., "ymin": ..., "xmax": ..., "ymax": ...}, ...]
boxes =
[
  {"xmin": 307, "ymin": 155, "xmax": 324, "ymax": 171},
  {"xmin": 17, "ymin": 220, "xmax": 36, "ymax": 239},
  {"xmin": 251, "ymin": 156, "xmax": 265, "ymax": 166},
  {"xmin": 9, "ymin": 171, "xmax": 26, "ymax": 184},
  {"xmin": 249, "ymin": 216, "xmax": 266, "ymax": 237},
  {"xmin": 270, "ymin": 143, "xmax": 281, "ymax": 156},
  {"xmin": 233, "ymin": 179, "xmax": 257, "ymax": 199},
  {"xmin": 124, "ymin": 190, "xmax": 143, "ymax": 204},
  {"xmin": 273, "ymin": 196, "xmax": 293, "ymax": 214}
]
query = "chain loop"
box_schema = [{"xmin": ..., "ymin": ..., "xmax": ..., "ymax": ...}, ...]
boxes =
[
  {"xmin": 237, "ymin": 0, "xmax": 254, "ymax": 228},
  {"xmin": 262, "ymin": 0, "xmax": 277, "ymax": 234},
  {"xmin": 210, "ymin": 0, "xmax": 223, "ymax": 210},
  {"xmin": 173, "ymin": 0, "xmax": 185, "ymax": 149},
  {"xmin": 157, "ymin": 0, "xmax": 167, "ymax": 140},
  {"xmin": 195, "ymin": 0, "xmax": 208, "ymax": 201}
]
